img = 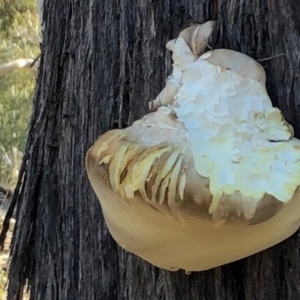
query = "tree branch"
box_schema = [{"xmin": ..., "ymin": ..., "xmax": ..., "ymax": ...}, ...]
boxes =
[
  {"xmin": 0, "ymin": 183, "xmax": 13, "ymax": 198},
  {"xmin": 0, "ymin": 58, "xmax": 39, "ymax": 76},
  {"xmin": 37, "ymin": 0, "xmax": 44, "ymax": 41}
]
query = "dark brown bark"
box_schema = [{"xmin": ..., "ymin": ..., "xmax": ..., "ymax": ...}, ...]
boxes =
[{"xmin": 2, "ymin": 0, "xmax": 300, "ymax": 299}]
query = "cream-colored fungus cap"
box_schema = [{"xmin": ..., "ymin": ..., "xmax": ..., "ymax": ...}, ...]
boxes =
[{"xmin": 86, "ymin": 21, "xmax": 300, "ymax": 272}]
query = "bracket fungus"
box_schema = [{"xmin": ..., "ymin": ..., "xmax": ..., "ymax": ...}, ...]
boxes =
[{"xmin": 86, "ymin": 21, "xmax": 300, "ymax": 272}]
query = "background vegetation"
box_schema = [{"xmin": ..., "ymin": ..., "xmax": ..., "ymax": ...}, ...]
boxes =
[
  {"xmin": 0, "ymin": 0, "xmax": 39, "ymax": 188},
  {"xmin": 0, "ymin": 2, "xmax": 38, "ymax": 298}
]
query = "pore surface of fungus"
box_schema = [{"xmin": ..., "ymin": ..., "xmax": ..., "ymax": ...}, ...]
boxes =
[{"xmin": 86, "ymin": 21, "xmax": 300, "ymax": 272}]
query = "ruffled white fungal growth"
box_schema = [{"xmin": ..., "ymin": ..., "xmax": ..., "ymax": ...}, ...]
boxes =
[
  {"xmin": 149, "ymin": 21, "xmax": 215, "ymax": 110},
  {"xmin": 173, "ymin": 54, "xmax": 298, "ymax": 214},
  {"xmin": 86, "ymin": 21, "xmax": 300, "ymax": 272}
]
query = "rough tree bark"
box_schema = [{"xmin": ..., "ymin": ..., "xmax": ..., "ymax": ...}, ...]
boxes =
[{"xmin": 2, "ymin": 0, "xmax": 300, "ymax": 299}]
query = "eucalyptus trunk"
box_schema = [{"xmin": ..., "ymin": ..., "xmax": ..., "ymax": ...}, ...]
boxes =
[{"xmin": 2, "ymin": 0, "xmax": 300, "ymax": 299}]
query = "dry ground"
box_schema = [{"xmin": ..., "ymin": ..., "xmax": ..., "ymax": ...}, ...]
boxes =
[
  {"xmin": 0, "ymin": 212, "xmax": 30, "ymax": 300},
  {"xmin": 0, "ymin": 213, "xmax": 14, "ymax": 300}
]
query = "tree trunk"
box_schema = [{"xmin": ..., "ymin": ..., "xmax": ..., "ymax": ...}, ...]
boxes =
[{"xmin": 2, "ymin": 0, "xmax": 300, "ymax": 299}]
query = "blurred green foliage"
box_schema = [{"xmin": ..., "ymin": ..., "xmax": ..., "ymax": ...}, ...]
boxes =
[
  {"xmin": 0, "ymin": 0, "xmax": 39, "ymax": 188},
  {"xmin": 0, "ymin": 0, "xmax": 37, "ymax": 33}
]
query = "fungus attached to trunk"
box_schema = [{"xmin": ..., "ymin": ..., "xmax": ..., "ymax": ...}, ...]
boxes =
[{"xmin": 85, "ymin": 21, "xmax": 300, "ymax": 272}]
